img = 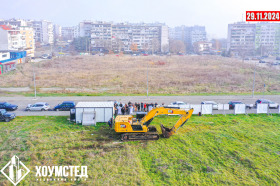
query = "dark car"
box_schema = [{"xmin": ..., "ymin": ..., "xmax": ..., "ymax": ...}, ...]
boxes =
[
  {"xmin": 228, "ymin": 101, "xmax": 242, "ymax": 109},
  {"xmin": 0, "ymin": 102, "xmax": 18, "ymax": 111},
  {"xmin": 255, "ymin": 99, "xmax": 279, "ymax": 109},
  {"xmin": 0, "ymin": 109, "xmax": 16, "ymax": 122},
  {"xmin": 259, "ymin": 60, "xmax": 266, "ymax": 63},
  {"xmin": 228, "ymin": 101, "xmax": 253, "ymax": 109},
  {"xmin": 54, "ymin": 101, "xmax": 75, "ymax": 111}
]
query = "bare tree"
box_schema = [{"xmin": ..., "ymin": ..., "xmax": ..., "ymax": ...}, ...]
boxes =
[
  {"xmin": 113, "ymin": 37, "xmax": 124, "ymax": 53},
  {"xmin": 151, "ymin": 38, "xmax": 160, "ymax": 54},
  {"xmin": 161, "ymin": 44, "xmax": 169, "ymax": 53},
  {"xmin": 169, "ymin": 39, "xmax": 186, "ymax": 54}
]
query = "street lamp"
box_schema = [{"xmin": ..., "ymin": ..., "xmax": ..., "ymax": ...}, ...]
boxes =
[
  {"xmin": 147, "ymin": 60, "xmax": 149, "ymax": 98},
  {"xmin": 252, "ymin": 61, "xmax": 256, "ymax": 97}
]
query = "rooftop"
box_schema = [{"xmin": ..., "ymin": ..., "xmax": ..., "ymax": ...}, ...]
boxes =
[{"xmin": 0, "ymin": 25, "xmax": 11, "ymax": 30}]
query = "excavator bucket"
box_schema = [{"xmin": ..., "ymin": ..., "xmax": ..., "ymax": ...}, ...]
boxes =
[
  {"xmin": 161, "ymin": 124, "xmax": 173, "ymax": 138},
  {"xmin": 160, "ymin": 108, "xmax": 193, "ymax": 138}
]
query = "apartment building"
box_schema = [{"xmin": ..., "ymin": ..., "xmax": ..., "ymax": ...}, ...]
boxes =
[
  {"xmin": 0, "ymin": 25, "xmax": 26, "ymax": 50},
  {"xmin": 0, "ymin": 19, "xmax": 28, "ymax": 28},
  {"xmin": 62, "ymin": 27, "xmax": 75, "ymax": 41},
  {"xmin": 169, "ymin": 25, "xmax": 207, "ymax": 52},
  {"xmin": 29, "ymin": 20, "xmax": 54, "ymax": 45},
  {"xmin": 78, "ymin": 21, "xmax": 169, "ymax": 53},
  {"xmin": 79, "ymin": 21, "xmax": 93, "ymax": 37},
  {"xmin": 227, "ymin": 22, "xmax": 256, "ymax": 56},
  {"xmin": 255, "ymin": 23, "xmax": 280, "ymax": 55},
  {"xmin": 54, "ymin": 24, "xmax": 62, "ymax": 41},
  {"xmin": 91, "ymin": 22, "xmax": 112, "ymax": 50},
  {"xmin": 19, "ymin": 26, "xmax": 35, "ymax": 57}
]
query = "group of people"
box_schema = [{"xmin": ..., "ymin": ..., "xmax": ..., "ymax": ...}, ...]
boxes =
[{"xmin": 114, "ymin": 101, "xmax": 165, "ymax": 115}]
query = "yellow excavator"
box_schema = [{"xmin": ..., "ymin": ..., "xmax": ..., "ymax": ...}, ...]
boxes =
[{"xmin": 108, "ymin": 107, "xmax": 194, "ymax": 141}]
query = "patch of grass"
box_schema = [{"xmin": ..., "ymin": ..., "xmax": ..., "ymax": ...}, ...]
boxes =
[{"xmin": 0, "ymin": 114, "xmax": 279, "ymax": 185}]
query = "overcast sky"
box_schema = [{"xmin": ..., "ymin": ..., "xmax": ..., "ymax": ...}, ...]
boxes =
[{"xmin": 2, "ymin": 0, "xmax": 280, "ymax": 38}]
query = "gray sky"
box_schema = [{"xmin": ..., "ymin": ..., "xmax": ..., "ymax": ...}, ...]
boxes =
[{"xmin": 2, "ymin": 0, "xmax": 280, "ymax": 38}]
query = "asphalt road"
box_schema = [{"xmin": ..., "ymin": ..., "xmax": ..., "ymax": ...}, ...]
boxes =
[{"xmin": 0, "ymin": 95, "xmax": 279, "ymax": 116}]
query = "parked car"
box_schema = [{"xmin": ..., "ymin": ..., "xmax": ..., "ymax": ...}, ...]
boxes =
[
  {"xmin": 228, "ymin": 101, "xmax": 253, "ymax": 109},
  {"xmin": 25, "ymin": 102, "xmax": 50, "ymax": 111},
  {"xmin": 0, "ymin": 102, "xmax": 18, "ymax": 111},
  {"xmin": 41, "ymin": 54, "xmax": 50, "ymax": 59},
  {"xmin": 276, "ymin": 56, "xmax": 280, "ymax": 60},
  {"xmin": 255, "ymin": 99, "xmax": 279, "ymax": 109},
  {"xmin": 259, "ymin": 60, "xmax": 266, "ymax": 63},
  {"xmin": 201, "ymin": 101, "xmax": 218, "ymax": 110},
  {"xmin": 0, "ymin": 109, "xmax": 16, "ymax": 122},
  {"xmin": 54, "ymin": 101, "xmax": 75, "ymax": 111},
  {"xmin": 168, "ymin": 101, "xmax": 189, "ymax": 109}
]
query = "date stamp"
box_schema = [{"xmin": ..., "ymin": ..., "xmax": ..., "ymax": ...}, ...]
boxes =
[{"xmin": 246, "ymin": 11, "xmax": 280, "ymax": 21}]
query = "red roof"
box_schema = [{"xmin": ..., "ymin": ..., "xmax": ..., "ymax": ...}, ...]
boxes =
[{"xmin": 0, "ymin": 25, "xmax": 11, "ymax": 30}]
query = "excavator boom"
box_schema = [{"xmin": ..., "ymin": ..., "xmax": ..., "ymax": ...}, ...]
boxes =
[{"xmin": 140, "ymin": 107, "xmax": 194, "ymax": 138}]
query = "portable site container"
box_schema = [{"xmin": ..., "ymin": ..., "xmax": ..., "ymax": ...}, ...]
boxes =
[{"xmin": 75, "ymin": 102, "xmax": 114, "ymax": 125}]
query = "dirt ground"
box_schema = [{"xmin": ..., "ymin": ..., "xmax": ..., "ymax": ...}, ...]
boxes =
[{"xmin": 1, "ymin": 55, "xmax": 279, "ymax": 94}]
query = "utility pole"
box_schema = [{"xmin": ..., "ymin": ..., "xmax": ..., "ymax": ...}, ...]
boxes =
[
  {"xmin": 85, "ymin": 38, "xmax": 88, "ymax": 53},
  {"xmin": 263, "ymin": 83, "xmax": 265, "ymax": 98},
  {"xmin": 147, "ymin": 61, "xmax": 149, "ymax": 99},
  {"xmin": 88, "ymin": 38, "xmax": 91, "ymax": 54},
  {"xmin": 252, "ymin": 61, "xmax": 256, "ymax": 97},
  {"xmin": 33, "ymin": 64, "xmax": 37, "ymax": 99}
]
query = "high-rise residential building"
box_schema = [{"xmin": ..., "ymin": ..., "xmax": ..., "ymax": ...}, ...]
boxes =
[
  {"xmin": 255, "ymin": 23, "xmax": 280, "ymax": 55},
  {"xmin": 19, "ymin": 26, "xmax": 35, "ymax": 57},
  {"xmin": 169, "ymin": 25, "xmax": 207, "ymax": 52},
  {"xmin": 0, "ymin": 25, "xmax": 26, "ymax": 50},
  {"xmin": 73, "ymin": 25, "xmax": 80, "ymax": 38},
  {"xmin": 227, "ymin": 22, "xmax": 256, "ymax": 56},
  {"xmin": 185, "ymin": 26, "xmax": 207, "ymax": 45},
  {"xmin": 54, "ymin": 24, "xmax": 62, "ymax": 41},
  {"xmin": 29, "ymin": 20, "xmax": 54, "ymax": 45},
  {"xmin": 0, "ymin": 19, "xmax": 28, "ymax": 28},
  {"xmin": 91, "ymin": 22, "xmax": 112, "ymax": 50},
  {"xmin": 61, "ymin": 27, "xmax": 75, "ymax": 41},
  {"xmin": 79, "ymin": 21, "xmax": 93, "ymax": 37},
  {"xmin": 79, "ymin": 21, "xmax": 169, "ymax": 53}
]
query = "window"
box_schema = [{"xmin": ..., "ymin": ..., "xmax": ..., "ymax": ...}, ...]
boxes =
[{"xmin": 2, "ymin": 54, "xmax": 7, "ymax": 58}]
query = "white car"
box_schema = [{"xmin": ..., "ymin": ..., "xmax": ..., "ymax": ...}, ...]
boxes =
[
  {"xmin": 26, "ymin": 102, "xmax": 50, "ymax": 111},
  {"xmin": 168, "ymin": 101, "xmax": 189, "ymax": 109},
  {"xmin": 201, "ymin": 101, "xmax": 218, "ymax": 110}
]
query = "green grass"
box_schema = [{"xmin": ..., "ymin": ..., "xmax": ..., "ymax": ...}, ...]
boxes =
[
  {"xmin": 0, "ymin": 114, "xmax": 279, "ymax": 185},
  {"xmin": 2, "ymin": 91, "xmax": 280, "ymax": 97}
]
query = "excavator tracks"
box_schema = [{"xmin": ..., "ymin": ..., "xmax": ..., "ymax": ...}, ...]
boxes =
[
  {"xmin": 121, "ymin": 126, "xmax": 159, "ymax": 141},
  {"xmin": 121, "ymin": 132, "xmax": 159, "ymax": 141}
]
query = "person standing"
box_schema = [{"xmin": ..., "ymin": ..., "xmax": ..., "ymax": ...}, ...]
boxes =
[
  {"xmin": 121, "ymin": 106, "xmax": 125, "ymax": 115},
  {"xmin": 148, "ymin": 104, "xmax": 153, "ymax": 112},
  {"xmin": 117, "ymin": 105, "xmax": 122, "ymax": 115},
  {"xmin": 125, "ymin": 104, "xmax": 128, "ymax": 114},
  {"xmin": 129, "ymin": 105, "xmax": 133, "ymax": 115},
  {"xmin": 144, "ymin": 103, "xmax": 147, "ymax": 112},
  {"xmin": 141, "ymin": 102, "xmax": 144, "ymax": 111}
]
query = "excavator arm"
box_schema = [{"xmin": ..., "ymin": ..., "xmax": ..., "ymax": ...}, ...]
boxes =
[{"xmin": 140, "ymin": 107, "xmax": 194, "ymax": 138}]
